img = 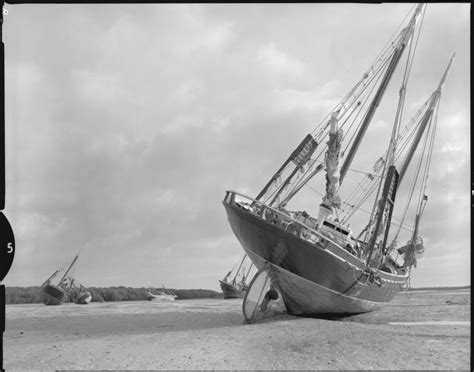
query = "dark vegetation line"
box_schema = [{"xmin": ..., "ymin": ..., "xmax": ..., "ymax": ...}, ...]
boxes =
[
  {"xmin": 4, "ymin": 285, "xmax": 470, "ymax": 305},
  {"xmin": 4, "ymin": 286, "xmax": 223, "ymax": 304}
]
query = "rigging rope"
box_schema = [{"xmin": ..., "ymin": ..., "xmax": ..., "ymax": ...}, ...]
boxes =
[
  {"xmin": 271, "ymin": 9, "xmax": 412, "ymax": 206},
  {"xmin": 310, "ymin": 16, "xmax": 407, "ymax": 141},
  {"xmin": 351, "ymin": 5, "xmax": 425, "ymax": 247},
  {"xmin": 343, "ymin": 6, "xmax": 426, "ymax": 221},
  {"xmin": 258, "ymin": 4, "xmax": 427, "ymax": 225},
  {"xmin": 340, "ymin": 61, "xmax": 390, "ymax": 156},
  {"xmin": 281, "ymin": 56, "xmax": 392, "ymax": 206},
  {"xmin": 416, "ymin": 100, "xmax": 439, "ymax": 217},
  {"xmin": 339, "ymin": 93, "xmax": 430, "ymax": 229}
]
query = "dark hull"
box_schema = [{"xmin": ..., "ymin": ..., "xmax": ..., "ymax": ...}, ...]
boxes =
[
  {"xmin": 219, "ymin": 280, "xmax": 245, "ymax": 299},
  {"xmin": 223, "ymin": 195, "xmax": 406, "ymax": 315},
  {"xmin": 41, "ymin": 284, "xmax": 67, "ymax": 306}
]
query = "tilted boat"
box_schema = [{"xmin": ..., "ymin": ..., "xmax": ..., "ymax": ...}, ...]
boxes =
[
  {"xmin": 146, "ymin": 284, "xmax": 178, "ymax": 301},
  {"xmin": 41, "ymin": 254, "xmax": 79, "ymax": 306},
  {"xmin": 219, "ymin": 254, "xmax": 254, "ymax": 299},
  {"xmin": 69, "ymin": 279, "xmax": 92, "ymax": 305},
  {"xmin": 223, "ymin": 3, "xmax": 455, "ymax": 319}
]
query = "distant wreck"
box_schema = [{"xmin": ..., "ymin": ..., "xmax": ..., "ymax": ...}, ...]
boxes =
[{"xmin": 40, "ymin": 254, "xmax": 92, "ymax": 305}]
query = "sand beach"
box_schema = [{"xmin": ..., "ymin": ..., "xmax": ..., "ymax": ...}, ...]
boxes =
[{"xmin": 3, "ymin": 288, "xmax": 470, "ymax": 370}]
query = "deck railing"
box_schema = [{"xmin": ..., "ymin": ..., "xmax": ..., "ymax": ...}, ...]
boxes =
[
  {"xmin": 224, "ymin": 190, "xmax": 408, "ymax": 283},
  {"xmin": 224, "ymin": 190, "xmax": 357, "ymax": 258}
]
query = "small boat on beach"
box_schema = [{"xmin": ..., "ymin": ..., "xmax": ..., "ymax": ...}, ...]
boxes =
[
  {"xmin": 223, "ymin": 3, "xmax": 455, "ymax": 320},
  {"xmin": 41, "ymin": 254, "xmax": 80, "ymax": 306},
  {"xmin": 69, "ymin": 279, "xmax": 92, "ymax": 305},
  {"xmin": 219, "ymin": 255, "xmax": 254, "ymax": 299},
  {"xmin": 147, "ymin": 284, "xmax": 177, "ymax": 301}
]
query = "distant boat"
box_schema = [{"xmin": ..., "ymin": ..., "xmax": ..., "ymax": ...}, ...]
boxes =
[
  {"xmin": 41, "ymin": 254, "xmax": 79, "ymax": 306},
  {"xmin": 69, "ymin": 279, "xmax": 92, "ymax": 305},
  {"xmin": 147, "ymin": 284, "xmax": 177, "ymax": 301},
  {"xmin": 223, "ymin": 4, "xmax": 455, "ymax": 318},
  {"xmin": 219, "ymin": 255, "xmax": 254, "ymax": 299}
]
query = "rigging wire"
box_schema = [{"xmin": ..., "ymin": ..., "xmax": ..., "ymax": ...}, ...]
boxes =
[
  {"xmin": 394, "ymin": 112, "xmax": 434, "ymax": 240},
  {"xmin": 416, "ymin": 100, "xmax": 439, "ymax": 216},
  {"xmin": 310, "ymin": 16, "xmax": 407, "ymax": 140},
  {"xmin": 341, "ymin": 200, "xmax": 415, "ymax": 233},
  {"xmin": 306, "ymin": 180, "xmax": 414, "ymax": 234},
  {"xmin": 273, "ymin": 8, "xmax": 412, "ymax": 206},
  {"xmin": 339, "ymin": 99, "xmax": 427, "ymax": 225},
  {"xmin": 360, "ymin": 8, "xmax": 424, "ymax": 244},
  {"xmin": 293, "ymin": 94, "xmax": 428, "ymax": 228},
  {"xmin": 341, "ymin": 122, "xmax": 418, "ymax": 226},
  {"xmin": 283, "ymin": 56, "xmax": 392, "ymax": 205},
  {"xmin": 340, "ymin": 59, "xmax": 390, "ymax": 156},
  {"xmin": 313, "ymin": 2, "xmax": 419, "ymax": 138},
  {"xmin": 258, "ymin": 4, "xmax": 427, "ymax": 219}
]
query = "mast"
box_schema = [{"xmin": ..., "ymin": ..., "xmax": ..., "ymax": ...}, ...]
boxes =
[
  {"xmin": 244, "ymin": 263, "xmax": 253, "ymax": 280},
  {"xmin": 365, "ymin": 165, "xmax": 399, "ymax": 266},
  {"xmin": 366, "ymin": 54, "xmax": 455, "ymax": 267},
  {"xmin": 255, "ymin": 149, "xmax": 298, "ymax": 201},
  {"xmin": 398, "ymin": 54, "xmax": 455, "ymax": 182},
  {"xmin": 280, "ymin": 164, "xmax": 324, "ymax": 208},
  {"xmin": 42, "ymin": 269, "xmax": 60, "ymax": 286},
  {"xmin": 58, "ymin": 254, "xmax": 79, "ymax": 285},
  {"xmin": 268, "ymin": 166, "xmax": 300, "ymax": 206},
  {"xmin": 411, "ymin": 197, "xmax": 426, "ymax": 243},
  {"xmin": 223, "ymin": 270, "xmax": 232, "ymax": 282},
  {"xmin": 232, "ymin": 255, "xmax": 247, "ymax": 283},
  {"xmin": 339, "ymin": 3, "xmax": 424, "ymax": 184},
  {"xmin": 255, "ymin": 134, "xmax": 319, "ymax": 204}
]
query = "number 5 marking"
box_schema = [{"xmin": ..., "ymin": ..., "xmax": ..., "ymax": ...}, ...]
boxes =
[{"xmin": 7, "ymin": 242, "xmax": 13, "ymax": 253}]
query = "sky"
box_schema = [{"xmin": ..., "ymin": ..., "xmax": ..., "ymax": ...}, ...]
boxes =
[{"xmin": 2, "ymin": 3, "xmax": 470, "ymax": 291}]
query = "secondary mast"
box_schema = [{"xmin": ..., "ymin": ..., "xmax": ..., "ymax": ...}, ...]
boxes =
[
  {"xmin": 398, "ymin": 54, "xmax": 455, "ymax": 182},
  {"xmin": 367, "ymin": 54, "xmax": 455, "ymax": 267},
  {"xmin": 58, "ymin": 254, "xmax": 79, "ymax": 286}
]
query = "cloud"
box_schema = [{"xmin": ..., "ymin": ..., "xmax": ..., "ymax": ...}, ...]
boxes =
[
  {"xmin": 271, "ymin": 80, "xmax": 344, "ymax": 114},
  {"xmin": 167, "ymin": 5, "xmax": 235, "ymax": 55},
  {"xmin": 257, "ymin": 42, "xmax": 308, "ymax": 81}
]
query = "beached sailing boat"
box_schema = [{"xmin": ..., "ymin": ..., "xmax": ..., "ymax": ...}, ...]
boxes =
[
  {"xmin": 219, "ymin": 254, "xmax": 255, "ymax": 299},
  {"xmin": 222, "ymin": 3, "xmax": 455, "ymax": 319},
  {"xmin": 69, "ymin": 279, "xmax": 92, "ymax": 305},
  {"xmin": 146, "ymin": 284, "xmax": 178, "ymax": 301},
  {"xmin": 41, "ymin": 254, "xmax": 80, "ymax": 306}
]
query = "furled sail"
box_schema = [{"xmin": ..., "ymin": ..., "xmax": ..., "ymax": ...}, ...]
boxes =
[{"xmin": 317, "ymin": 111, "xmax": 343, "ymax": 229}]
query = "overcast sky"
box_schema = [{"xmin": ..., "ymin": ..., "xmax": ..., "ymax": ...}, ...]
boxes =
[{"xmin": 3, "ymin": 3, "xmax": 470, "ymax": 291}]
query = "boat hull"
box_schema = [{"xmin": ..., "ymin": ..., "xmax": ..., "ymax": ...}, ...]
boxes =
[
  {"xmin": 219, "ymin": 280, "xmax": 245, "ymax": 299},
  {"xmin": 147, "ymin": 293, "xmax": 176, "ymax": 301},
  {"xmin": 41, "ymin": 285, "xmax": 67, "ymax": 306},
  {"xmin": 75, "ymin": 291, "xmax": 92, "ymax": 304},
  {"xmin": 223, "ymin": 196, "xmax": 406, "ymax": 316}
]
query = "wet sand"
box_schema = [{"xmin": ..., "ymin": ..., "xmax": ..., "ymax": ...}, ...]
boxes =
[{"xmin": 3, "ymin": 288, "xmax": 470, "ymax": 370}]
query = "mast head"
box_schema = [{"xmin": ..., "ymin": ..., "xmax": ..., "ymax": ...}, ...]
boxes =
[
  {"xmin": 399, "ymin": 3, "xmax": 425, "ymax": 46},
  {"xmin": 437, "ymin": 53, "xmax": 456, "ymax": 93}
]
